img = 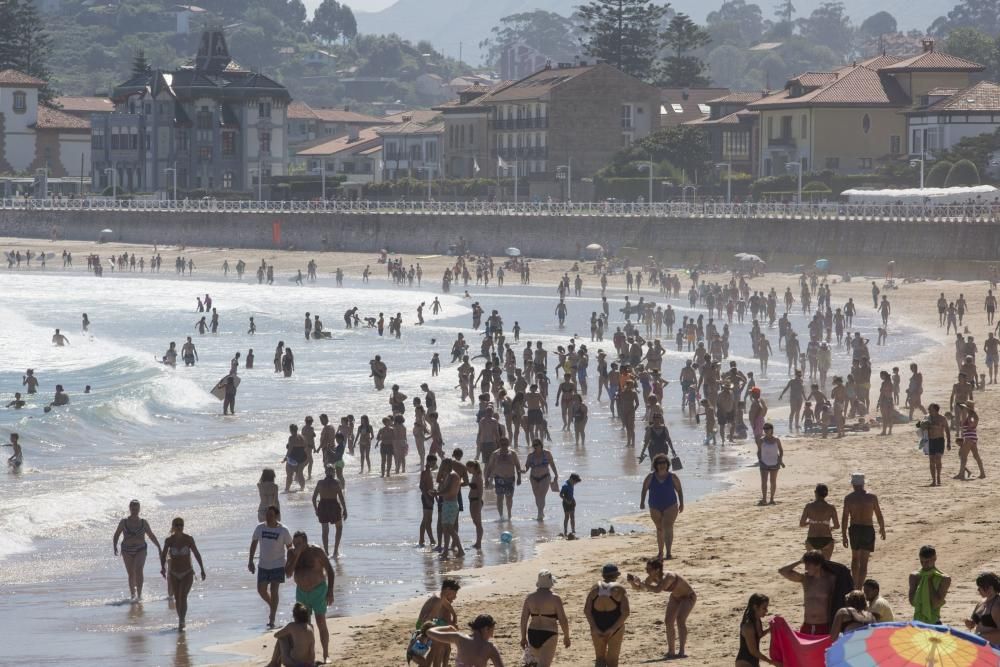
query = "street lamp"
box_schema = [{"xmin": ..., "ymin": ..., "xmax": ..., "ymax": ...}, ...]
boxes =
[
  {"xmin": 104, "ymin": 167, "xmax": 117, "ymax": 199},
  {"xmin": 681, "ymin": 184, "xmax": 697, "ymax": 203},
  {"xmin": 785, "ymin": 161, "xmax": 803, "ymax": 204},
  {"xmin": 715, "ymin": 162, "xmax": 732, "ymax": 203},
  {"xmin": 164, "ymin": 165, "xmax": 177, "ymax": 201},
  {"xmin": 910, "ymin": 158, "xmax": 925, "ymax": 190}
]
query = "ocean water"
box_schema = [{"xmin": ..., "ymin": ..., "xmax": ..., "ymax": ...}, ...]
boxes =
[{"xmin": 0, "ymin": 265, "xmax": 930, "ymax": 665}]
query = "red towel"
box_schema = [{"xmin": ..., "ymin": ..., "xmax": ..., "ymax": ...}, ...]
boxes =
[{"xmin": 769, "ymin": 615, "xmax": 832, "ymax": 667}]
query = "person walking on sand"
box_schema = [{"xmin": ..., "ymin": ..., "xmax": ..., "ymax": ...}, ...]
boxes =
[
  {"xmin": 922, "ymin": 403, "xmax": 951, "ymax": 486},
  {"xmin": 160, "ymin": 517, "xmax": 206, "ymax": 632},
  {"xmin": 736, "ymin": 593, "xmax": 779, "ymax": 667},
  {"xmin": 756, "ymin": 423, "xmax": 783, "ymax": 505},
  {"xmin": 955, "ymin": 401, "xmax": 986, "ymax": 480},
  {"xmin": 285, "ymin": 531, "xmax": 335, "ymax": 663},
  {"xmin": 112, "ymin": 499, "xmax": 163, "ymax": 601},
  {"xmin": 627, "ymin": 558, "xmax": 696, "ymax": 659},
  {"xmin": 248, "ymin": 505, "xmax": 293, "ymax": 628},
  {"xmin": 427, "ymin": 615, "xmax": 504, "ymax": 667},
  {"xmin": 909, "ymin": 545, "xmax": 950, "ymax": 624},
  {"xmin": 800, "ymin": 483, "xmax": 839, "ymax": 559},
  {"xmin": 312, "ymin": 465, "xmax": 347, "ymax": 558},
  {"xmin": 520, "ymin": 570, "xmax": 570, "ymax": 667},
  {"xmin": 841, "ymin": 473, "xmax": 886, "ymax": 586},
  {"xmin": 523, "ymin": 439, "xmax": 558, "ymax": 521},
  {"xmin": 584, "ymin": 563, "xmax": 630, "ymax": 667},
  {"xmin": 639, "ymin": 454, "xmax": 684, "ymax": 560},
  {"xmin": 283, "ymin": 424, "xmax": 308, "ymax": 492}
]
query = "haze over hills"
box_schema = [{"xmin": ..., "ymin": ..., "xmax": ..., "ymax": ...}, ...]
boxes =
[{"xmin": 332, "ymin": 0, "xmax": 945, "ymax": 65}]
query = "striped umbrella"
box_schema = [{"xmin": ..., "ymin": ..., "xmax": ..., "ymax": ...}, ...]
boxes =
[{"xmin": 826, "ymin": 621, "xmax": 1000, "ymax": 667}]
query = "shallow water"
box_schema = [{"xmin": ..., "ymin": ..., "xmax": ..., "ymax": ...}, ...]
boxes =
[{"xmin": 0, "ymin": 265, "xmax": 929, "ymax": 665}]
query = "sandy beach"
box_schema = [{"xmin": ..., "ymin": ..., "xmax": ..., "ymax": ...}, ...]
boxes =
[{"xmin": 3, "ymin": 236, "xmax": 998, "ymax": 666}]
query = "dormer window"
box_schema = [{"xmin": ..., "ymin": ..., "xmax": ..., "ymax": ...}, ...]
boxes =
[{"xmin": 12, "ymin": 91, "xmax": 27, "ymax": 113}]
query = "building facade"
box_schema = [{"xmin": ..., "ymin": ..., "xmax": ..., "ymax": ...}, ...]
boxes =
[
  {"xmin": 287, "ymin": 100, "xmax": 388, "ymax": 170},
  {"xmin": 685, "ymin": 92, "xmax": 764, "ymax": 177},
  {"xmin": 0, "ymin": 70, "xmax": 91, "ymax": 179},
  {"xmin": 378, "ymin": 116, "xmax": 444, "ymax": 181},
  {"xmin": 91, "ymin": 29, "xmax": 291, "ymax": 194},
  {"xmin": 749, "ymin": 41, "xmax": 982, "ymax": 176},
  {"xmin": 905, "ymin": 81, "xmax": 1000, "ymax": 157}
]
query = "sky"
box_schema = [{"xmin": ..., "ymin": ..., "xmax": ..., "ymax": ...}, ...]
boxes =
[{"xmin": 303, "ymin": 0, "xmax": 397, "ymax": 14}]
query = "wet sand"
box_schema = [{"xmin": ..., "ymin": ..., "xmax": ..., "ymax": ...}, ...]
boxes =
[{"xmin": 4, "ymin": 237, "xmax": 997, "ymax": 666}]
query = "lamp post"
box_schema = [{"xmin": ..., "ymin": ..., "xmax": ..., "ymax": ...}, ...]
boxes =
[
  {"xmin": 250, "ymin": 167, "xmax": 263, "ymax": 202},
  {"xmin": 785, "ymin": 161, "xmax": 803, "ymax": 204},
  {"xmin": 164, "ymin": 165, "xmax": 177, "ymax": 201},
  {"xmin": 104, "ymin": 167, "xmax": 116, "ymax": 199},
  {"xmin": 321, "ymin": 160, "xmax": 326, "ymax": 201},
  {"xmin": 648, "ymin": 155, "xmax": 654, "ymax": 203},
  {"xmin": 715, "ymin": 162, "xmax": 732, "ymax": 203},
  {"xmin": 910, "ymin": 158, "xmax": 924, "ymax": 190}
]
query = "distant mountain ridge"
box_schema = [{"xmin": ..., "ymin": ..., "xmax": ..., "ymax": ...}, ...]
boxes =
[{"xmin": 352, "ymin": 0, "xmax": 945, "ymax": 65}]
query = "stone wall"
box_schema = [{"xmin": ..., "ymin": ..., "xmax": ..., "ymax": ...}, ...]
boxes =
[{"xmin": 1, "ymin": 208, "xmax": 998, "ymax": 277}]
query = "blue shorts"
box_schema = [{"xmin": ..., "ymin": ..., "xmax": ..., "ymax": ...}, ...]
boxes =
[{"xmin": 257, "ymin": 566, "xmax": 286, "ymax": 584}]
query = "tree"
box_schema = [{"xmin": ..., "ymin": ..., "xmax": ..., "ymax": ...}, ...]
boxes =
[
  {"xmin": 945, "ymin": 158, "xmax": 981, "ymax": 186},
  {"xmin": 578, "ymin": 0, "xmax": 669, "ymax": 80},
  {"xmin": 859, "ymin": 11, "xmax": 897, "ymax": 37},
  {"xmin": 659, "ymin": 14, "xmax": 712, "ymax": 86},
  {"xmin": 479, "ymin": 10, "xmax": 581, "ymax": 70},
  {"xmin": 611, "ymin": 126, "xmax": 712, "ymax": 181},
  {"xmin": 929, "ymin": 0, "xmax": 1000, "ymax": 37},
  {"xmin": 706, "ymin": 44, "xmax": 746, "ymax": 86},
  {"xmin": 132, "ymin": 49, "xmax": 151, "ymax": 76},
  {"xmin": 771, "ymin": 0, "xmax": 796, "ymax": 38},
  {"xmin": 310, "ymin": 0, "xmax": 356, "ymax": 43},
  {"xmin": 925, "ymin": 160, "xmax": 953, "ymax": 187},
  {"xmin": 339, "ymin": 3, "xmax": 357, "ymax": 40},
  {"xmin": 943, "ymin": 27, "xmax": 997, "ymax": 79},
  {"xmin": 797, "ymin": 2, "xmax": 853, "ymax": 59},
  {"xmin": 706, "ymin": 0, "xmax": 765, "ymax": 48},
  {"xmin": 0, "ymin": 0, "xmax": 53, "ymax": 99}
]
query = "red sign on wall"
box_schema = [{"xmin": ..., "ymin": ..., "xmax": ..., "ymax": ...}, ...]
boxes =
[{"xmin": 272, "ymin": 221, "xmax": 282, "ymax": 247}]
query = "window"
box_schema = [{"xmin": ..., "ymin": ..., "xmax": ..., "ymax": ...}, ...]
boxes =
[
  {"xmin": 801, "ymin": 157, "xmax": 808, "ymax": 171},
  {"xmin": 176, "ymin": 129, "xmax": 189, "ymax": 151},
  {"xmin": 698, "ymin": 104, "xmax": 710, "ymax": 115},
  {"xmin": 469, "ymin": 124, "xmax": 474, "ymax": 145},
  {"xmin": 199, "ymin": 146, "xmax": 211, "ymax": 161},
  {"xmin": 12, "ymin": 91, "xmax": 26, "ymax": 113},
  {"xmin": 129, "ymin": 131, "xmax": 138, "ymax": 150},
  {"xmin": 222, "ymin": 131, "xmax": 235, "ymax": 156},
  {"xmin": 110, "ymin": 132, "xmax": 120, "ymax": 150},
  {"xmin": 144, "ymin": 103, "xmax": 152, "ymax": 115},
  {"xmin": 670, "ymin": 103, "xmax": 683, "ymax": 114},
  {"xmin": 92, "ymin": 129, "xmax": 104, "ymax": 149},
  {"xmin": 426, "ymin": 142, "xmax": 436, "ymax": 161},
  {"xmin": 780, "ymin": 115, "xmax": 792, "ymax": 139},
  {"xmin": 621, "ymin": 133, "xmax": 632, "ymax": 147},
  {"xmin": 197, "ymin": 109, "xmax": 212, "ymax": 130},
  {"xmin": 409, "ymin": 144, "xmax": 422, "ymax": 161},
  {"xmin": 459, "ymin": 125, "xmax": 465, "ymax": 146},
  {"xmin": 622, "ymin": 104, "xmax": 634, "ymax": 129},
  {"xmin": 862, "ymin": 114, "xmax": 871, "ymax": 134},
  {"xmin": 258, "ymin": 102, "xmax": 271, "ymax": 118},
  {"xmin": 858, "ymin": 157, "xmax": 873, "ymax": 169},
  {"xmin": 825, "ymin": 157, "xmax": 840, "ymax": 170},
  {"xmin": 800, "ymin": 115, "xmax": 807, "ymax": 139},
  {"xmin": 767, "ymin": 116, "xmax": 773, "ymax": 140},
  {"xmin": 259, "ymin": 131, "xmax": 271, "ymax": 153},
  {"xmin": 722, "ymin": 131, "xmax": 749, "ymax": 158},
  {"xmin": 890, "ymin": 135, "xmax": 901, "ymax": 155}
]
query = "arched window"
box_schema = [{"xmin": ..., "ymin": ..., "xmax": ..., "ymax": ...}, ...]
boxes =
[{"xmin": 862, "ymin": 114, "xmax": 871, "ymax": 134}]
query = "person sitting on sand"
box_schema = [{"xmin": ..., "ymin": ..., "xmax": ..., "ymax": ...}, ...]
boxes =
[
  {"xmin": 266, "ymin": 602, "xmax": 315, "ymax": 667},
  {"xmin": 830, "ymin": 590, "xmax": 875, "ymax": 638},
  {"xmin": 427, "ymin": 615, "xmax": 504, "ymax": 667},
  {"xmin": 417, "ymin": 579, "xmax": 460, "ymax": 667}
]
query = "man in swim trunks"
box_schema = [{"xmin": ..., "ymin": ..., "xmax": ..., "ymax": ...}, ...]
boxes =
[
  {"xmin": 485, "ymin": 438, "xmax": 521, "ymax": 521},
  {"xmin": 437, "ymin": 461, "xmax": 464, "ymax": 560},
  {"xmin": 52, "ymin": 328, "xmax": 70, "ymax": 346},
  {"xmin": 181, "ymin": 337, "xmax": 198, "ymax": 366},
  {"xmin": 285, "ymin": 531, "xmax": 335, "ymax": 663},
  {"xmin": 922, "ymin": 403, "xmax": 951, "ymax": 486},
  {"xmin": 248, "ymin": 505, "xmax": 293, "ymax": 628},
  {"xmin": 312, "ymin": 465, "xmax": 347, "ymax": 558},
  {"xmin": 800, "ymin": 483, "xmax": 839, "ymax": 559},
  {"xmin": 779, "ymin": 550, "xmax": 836, "ymax": 635},
  {"xmin": 841, "ymin": 473, "xmax": 885, "ymax": 586},
  {"xmin": 417, "ymin": 579, "xmax": 460, "ymax": 667},
  {"xmin": 476, "ymin": 406, "xmax": 501, "ymax": 466}
]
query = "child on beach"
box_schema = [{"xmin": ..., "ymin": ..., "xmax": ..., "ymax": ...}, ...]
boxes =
[
  {"xmin": 513, "ymin": 321, "xmax": 520, "ymax": 342},
  {"xmin": 891, "ymin": 367, "xmax": 901, "ymax": 404},
  {"xmin": 431, "ymin": 353, "xmax": 440, "ymax": 376},
  {"xmin": 803, "ymin": 402, "xmax": 815, "ymax": 432},
  {"xmin": 560, "ymin": 473, "xmax": 581, "ymax": 537},
  {"xmin": 248, "ymin": 317, "xmax": 256, "ymax": 335},
  {"xmin": 700, "ymin": 399, "xmax": 717, "ymax": 446}
]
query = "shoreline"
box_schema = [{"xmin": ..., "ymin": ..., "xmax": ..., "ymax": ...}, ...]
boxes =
[{"xmin": 4, "ymin": 237, "xmax": 996, "ymax": 666}]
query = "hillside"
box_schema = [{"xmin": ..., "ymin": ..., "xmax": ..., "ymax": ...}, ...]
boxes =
[{"xmin": 353, "ymin": 0, "xmax": 944, "ymax": 64}]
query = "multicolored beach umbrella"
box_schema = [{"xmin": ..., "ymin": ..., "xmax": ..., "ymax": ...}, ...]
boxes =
[{"xmin": 826, "ymin": 621, "xmax": 1000, "ymax": 667}]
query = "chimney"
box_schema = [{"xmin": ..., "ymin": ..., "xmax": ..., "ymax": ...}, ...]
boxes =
[
  {"xmin": 922, "ymin": 38, "xmax": 935, "ymax": 52},
  {"xmin": 343, "ymin": 104, "xmax": 350, "ymax": 112},
  {"xmin": 348, "ymin": 126, "xmax": 360, "ymax": 142},
  {"xmin": 682, "ymin": 88, "xmax": 690, "ymax": 100}
]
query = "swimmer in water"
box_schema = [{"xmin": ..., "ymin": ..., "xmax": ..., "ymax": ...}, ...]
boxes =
[
  {"xmin": 22, "ymin": 369, "xmax": 39, "ymax": 394},
  {"xmin": 48, "ymin": 384, "xmax": 70, "ymax": 409},
  {"xmin": 82, "ymin": 314, "xmax": 90, "ymax": 332},
  {"xmin": 6, "ymin": 392, "xmax": 26, "ymax": 409},
  {"xmin": 163, "ymin": 342, "xmax": 178, "ymax": 367},
  {"xmin": 5, "ymin": 433, "xmax": 23, "ymax": 468},
  {"xmin": 52, "ymin": 329, "xmax": 70, "ymax": 346}
]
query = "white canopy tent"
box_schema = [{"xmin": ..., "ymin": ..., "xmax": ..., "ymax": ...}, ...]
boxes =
[{"xmin": 841, "ymin": 185, "xmax": 998, "ymax": 205}]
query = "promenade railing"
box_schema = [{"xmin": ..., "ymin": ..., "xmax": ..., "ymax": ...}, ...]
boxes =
[{"xmin": 3, "ymin": 198, "xmax": 999, "ymax": 223}]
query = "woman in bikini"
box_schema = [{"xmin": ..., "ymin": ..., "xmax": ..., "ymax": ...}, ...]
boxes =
[
  {"xmin": 510, "ymin": 391, "xmax": 526, "ymax": 447},
  {"xmin": 160, "ymin": 517, "xmax": 205, "ymax": 631},
  {"xmin": 571, "ymin": 394, "xmax": 588, "ymax": 446},
  {"xmin": 257, "ymin": 468, "xmax": 280, "ymax": 522},
  {"xmin": 628, "ymin": 558, "xmax": 696, "ymax": 659},
  {"xmin": 955, "ymin": 401, "xmax": 986, "ymax": 480},
  {"xmin": 112, "ymin": 499, "xmax": 162, "ymax": 600},
  {"xmin": 465, "ymin": 460, "xmax": 484, "ymax": 550},
  {"xmin": 639, "ymin": 454, "xmax": 684, "ymax": 560},
  {"xmin": 412, "ymin": 398, "xmax": 428, "ymax": 464},
  {"xmin": 584, "ymin": 563, "xmax": 630, "ymax": 667},
  {"xmin": 966, "ymin": 572, "xmax": 1000, "ymax": 647},
  {"xmin": 735, "ymin": 593, "xmax": 778, "ymax": 667},
  {"xmin": 519, "ymin": 570, "xmax": 570, "ymax": 667},
  {"xmin": 357, "ymin": 415, "xmax": 373, "ymax": 474},
  {"xmin": 523, "ymin": 439, "xmax": 558, "ymax": 521},
  {"xmin": 877, "ymin": 371, "xmax": 896, "ymax": 435}
]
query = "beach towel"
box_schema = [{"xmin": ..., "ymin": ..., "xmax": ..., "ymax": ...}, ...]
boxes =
[
  {"xmin": 769, "ymin": 615, "xmax": 831, "ymax": 667},
  {"xmin": 913, "ymin": 568, "xmax": 944, "ymax": 623},
  {"xmin": 821, "ymin": 560, "xmax": 855, "ymax": 625}
]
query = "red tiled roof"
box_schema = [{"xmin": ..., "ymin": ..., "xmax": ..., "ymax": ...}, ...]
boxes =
[
  {"xmin": 857, "ymin": 54, "xmax": 905, "ymax": 70},
  {"xmin": 381, "ymin": 109, "xmax": 438, "ymax": 125},
  {"xmin": 287, "ymin": 100, "xmax": 319, "ymax": 120},
  {"xmin": 925, "ymin": 80, "xmax": 1000, "ymax": 112},
  {"xmin": 32, "ymin": 105, "xmax": 91, "ymax": 130},
  {"xmin": 792, "ymin": 72, "xmax": 838, "ymax": 88},
  {"xmin": 312, "ymin": 108, "xmax": 386, "ymax": 124},
  {"xmin": 750, "ymin": 65, "xmax": 909, "ymax": 108},
  {"xmin": 708, "ymin": 91, "xmax": 766, "ymax": 104},
  {"xmin": 296, "ymin": 127, "xmax": 382, "ymax": 157},
  {"xmin": 881, "ymin": 50, "xmax": 983, "ymax": 72},
  {"xmin": 480, "ymin": 66, "xmax": 595, "ymax": 102},
  {"xmin": 0, "ymin": 69, "xmax": 45, "ymax": 87},
  {"xmin": 51, "ymin": 96, "xmax": 114, "ymax": 113},
  {"xmin": 377, "ymin": 119, "xmax": 443, "ymax": 136}
]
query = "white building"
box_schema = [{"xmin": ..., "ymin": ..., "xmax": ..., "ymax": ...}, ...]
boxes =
[
  {"xmin": 906, "ymin": 80, "xmax": 1000, "ymax": 157},
  {"xmin": 0, "ymin": 69, "xmax": 91, "ymax": 179}
]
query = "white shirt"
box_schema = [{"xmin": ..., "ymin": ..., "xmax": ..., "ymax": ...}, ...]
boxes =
[{"xmin": 252, "ymin": 522, "xmax": 292, "ymax": 570}]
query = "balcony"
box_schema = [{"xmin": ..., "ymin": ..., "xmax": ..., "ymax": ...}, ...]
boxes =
[
  {"xmin": 489, "ymin": 117, "xmax": 549, "ymax": 130},
  {"xmin": 494, "ymin": 146, "xmax": 549, "ymax": 160},
  {"xmin": 768, "ymin": 135, "xmax": 796, "ymax": 147}
]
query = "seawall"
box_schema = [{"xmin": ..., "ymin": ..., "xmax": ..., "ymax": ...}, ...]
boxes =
[{"xmin": 1, "ymin": 209, "xmax": 997, "ymax": 278}]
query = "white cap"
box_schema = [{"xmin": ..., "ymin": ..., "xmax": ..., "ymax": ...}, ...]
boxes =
[{"xmin": 851, "ymin": 472, "xmax": 865, "ymax": 487}]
